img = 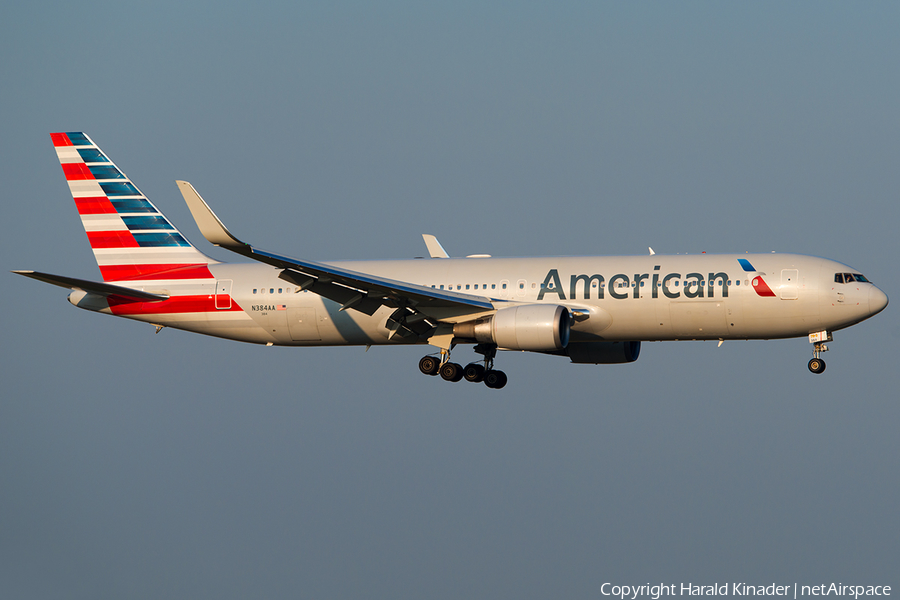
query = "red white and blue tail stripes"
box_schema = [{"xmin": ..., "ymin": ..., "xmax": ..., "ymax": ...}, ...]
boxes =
[{"xmin": 52, "ymin": 132, "xmax": 217, "ymax": 282}]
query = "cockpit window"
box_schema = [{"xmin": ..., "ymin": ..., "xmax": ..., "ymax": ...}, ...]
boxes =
[{"xmin": 836, "ymin": 272, "xmax": 871, "ymax": 284}]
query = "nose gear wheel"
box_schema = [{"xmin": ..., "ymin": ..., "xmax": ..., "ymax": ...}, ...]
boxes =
[{"xmin": 808, "ymin": 340, "xmax": 829, "ymax": 374}]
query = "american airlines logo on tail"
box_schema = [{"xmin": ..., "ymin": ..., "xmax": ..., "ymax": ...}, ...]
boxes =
[{"xmin": 50, "ymin": 132, "xmax": 217, "ymax": 283}]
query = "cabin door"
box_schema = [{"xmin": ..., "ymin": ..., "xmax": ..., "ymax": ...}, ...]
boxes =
[
  {"xmin": 215, "ymin": 280, "xmax": 233, "ymax": 309},
  {"xmin": 780, "ymin": 269, "xmax": 799, "ymax": 300}
]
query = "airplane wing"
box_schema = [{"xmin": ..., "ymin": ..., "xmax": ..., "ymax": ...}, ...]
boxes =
[
  {"xmin": 422, "ymin": 234, "xmax": 449, "ymax": 258},
  {"xmin": 12, "ymin": 270, "xmax": 169, "ymax": 301},
  {"xmin": 176, "ymin": 182, "xmax": 496, "ymax": 334}
]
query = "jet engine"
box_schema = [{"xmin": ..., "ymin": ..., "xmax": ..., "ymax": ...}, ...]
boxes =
[{"xmin": 453, "ymin": 304, "xmax": 571, "ymax": 351}]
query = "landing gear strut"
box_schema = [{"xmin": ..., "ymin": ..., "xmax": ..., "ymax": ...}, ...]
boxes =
[
  {"xmin": 473, "ymin": 343, "xmax": 507, "ymax": 389},
  {"xmin": 808, "ymin": 342, "xmax": 827, "ymax": 374},
  {"xmin": 808, "ymin": 331, "xmax": 831, "ymax": 374},
  {"xmin": 416, "ymin": 343, "xmax": 508, "ymax": 389}
]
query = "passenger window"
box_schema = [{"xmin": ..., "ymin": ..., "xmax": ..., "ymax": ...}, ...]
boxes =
[
  {"xmin": 253, "ymin": 288, "xmax": 257, "ymax": 294},
  {"xmin": 278, "ymin": 288, "xmax": 282, "ymax": 293},
  {"xmin": 492, "ymin": 284, "xmax": 496, "ymax": 289},
  {"xmin": 270, "ymin": 288, "xmax": 274, "ymax": 294},
  {"xmin": 502, "ymin": 283, "xmax": 507, "ymax": 290},
  {"xmin": 474, "ymin": 284, "xmax": 478, "ymax": 289},
  {"xmin": 439, "ymin": 285, "xmax": 444, "ymax": 289},
  {"xmin": 519, "ymin": 283, "xmax": 524, "ymax": 289},
  {"xmin": 465, "ymin": 284, "xmax": 470, "ymax": 290}
]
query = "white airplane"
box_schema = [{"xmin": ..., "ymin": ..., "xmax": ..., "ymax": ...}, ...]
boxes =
[{"xmin": 14, "ymin": 133, "xmax": 889, "ymax": 389}]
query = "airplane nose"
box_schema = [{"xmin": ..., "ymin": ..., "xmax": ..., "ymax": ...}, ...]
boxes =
[{"xmin": 869, "ymin": 286, "xmax": 889, "ymax": 316}]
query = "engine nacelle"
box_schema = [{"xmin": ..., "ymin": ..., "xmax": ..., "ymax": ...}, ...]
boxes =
[
  {"xmin": 454, "ymin": 304, "xmax": 571, "ymax": 351},
  {"xmin": 565, "ymin": 341, "xmax": 641, "ymax": 364}
]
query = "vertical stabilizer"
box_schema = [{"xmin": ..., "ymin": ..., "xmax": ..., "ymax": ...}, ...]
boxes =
[{"xmin": 51, "ymin": 132, "xmax": 217, "ymax": 282}]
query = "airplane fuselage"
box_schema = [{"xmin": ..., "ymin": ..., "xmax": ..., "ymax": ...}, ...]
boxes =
[{"xmin": 70, "ymin": 253, "xmax": 884, "ymax": 347}]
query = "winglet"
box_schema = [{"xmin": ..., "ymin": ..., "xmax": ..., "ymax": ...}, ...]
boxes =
[
  {"xmin": 176, "ymin": 181, "xmax": 246, "ymax": 249},
  {"xmin": 422, "ymin": 234, "xmax": 449, "ymax": 258}
]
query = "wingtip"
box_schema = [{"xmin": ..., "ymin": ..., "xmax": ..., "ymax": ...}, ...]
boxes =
[
  {"xmin": 176, "ymin": 180, "xmax": 245, "ymax": 249},
  {"xmin": 422, "ymin": 234, "xmax": 450, "ymax": 258}
]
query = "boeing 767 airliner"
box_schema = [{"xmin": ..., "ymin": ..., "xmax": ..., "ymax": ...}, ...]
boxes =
[{"xmin": 14, "ymin": 133, "xmax": 889, "ymax": 388}]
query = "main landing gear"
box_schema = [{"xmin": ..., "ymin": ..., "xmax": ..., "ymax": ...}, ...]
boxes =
[{"xmin": 418, "ymin": 343, "xmax": 508, "ymax": 389}]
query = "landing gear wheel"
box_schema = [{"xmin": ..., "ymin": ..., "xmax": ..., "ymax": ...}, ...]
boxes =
[
  {"xmin": 483, "ymin": 370, "xmax": 508, "ymax": 389},
  {"xmin": 464, "ymin": 363, "xmax": 486, "ymax": 383},
  {"xmin": 419, "ymin": 356, "xmax": 439, "ymax": 376},
  {"xmin": 440, "ymin": 362, "xmax": 464, "ymax": 382},
  {"xmin": 808, "ymin": 358, "xmax": 826, "ymax": 374}
]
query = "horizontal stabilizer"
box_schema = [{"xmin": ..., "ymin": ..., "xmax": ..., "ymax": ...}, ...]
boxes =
[{"xmin": 12, "ymin": 270, "xmax": 169, "ymax": 301}]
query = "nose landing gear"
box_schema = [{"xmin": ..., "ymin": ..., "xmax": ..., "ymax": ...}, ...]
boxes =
[{"xmin": 807, "ymin": 330, "xmax": 832, "ymax": 374}]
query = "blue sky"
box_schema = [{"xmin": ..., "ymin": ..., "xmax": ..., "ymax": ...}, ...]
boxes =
[{"xmin": 2, "ymin": 2, "xmax": 899, "ymax": 598}]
